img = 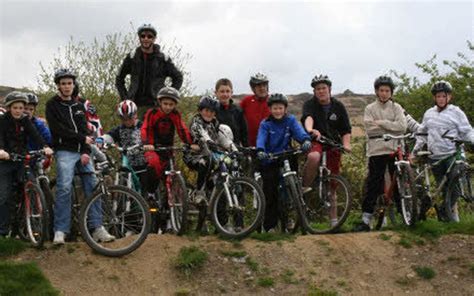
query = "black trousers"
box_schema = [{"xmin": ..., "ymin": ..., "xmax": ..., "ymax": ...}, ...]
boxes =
[{"xmin": 362, "ymin": 155, "xmax": 396, "ymax": 214}]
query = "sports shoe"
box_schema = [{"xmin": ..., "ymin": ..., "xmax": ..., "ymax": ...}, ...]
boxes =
[
  {"xmin": 352, "ymin": 222, "xmax": 370, "ymax": 232},
  {"xmin": 302, "ymin": 187, "xmax": 313, "ymax": 194},
  {"xmin": 53, "ymin": 231, "xmax": 65, "ymax": 245},
  {"xmin": 194, "ymin": 190, "xmax": 207, "ymax": 205},
  {"xmin": 286, "ymin": 219, "xmax": 296, "ymax": 231},
  {"xmin": 92, "ymin": 226, "xmax": 116, "ymax": 242}
]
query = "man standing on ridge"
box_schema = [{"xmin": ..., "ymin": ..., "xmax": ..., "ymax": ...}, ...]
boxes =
[{"xmin": 116, "ymin": 23, "xmax": 183, "ymax": 118}]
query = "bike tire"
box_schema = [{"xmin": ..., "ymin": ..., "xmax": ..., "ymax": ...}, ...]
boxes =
[
  {"xmin": 39, "ymin": 177, "xmax": 54, "ymax": 241},
  {"xmin": 79, "ymin": 185, "xmax": 151, "ymax": 257},
  {"xmin": 304, "ymin": 175, "xmax": 353, "ymax": 234},
  {"xmin": 168, "ymin": 174, "xmax": 189, "ymax": 235},
  {"xmin": 284, "ymin": 174, "xmax": 307, "ymax": 235},
  {"xmin": 24, "ymin": 182, "xmax": 48, "ymax": 248},
  {"xmin": 445, "ymin": 165, "xmax": 473, "ymax": 222},
  {"xmin": 210, "ymin": 177, "xmax": 265, "ymax": 239},
  {"xmin": 396, "ymin": 164, "xmax": 418, "ymax": 226},
  {"xmin": 371, "ymin": 194, "xmax": 386, "ymax": 231}
]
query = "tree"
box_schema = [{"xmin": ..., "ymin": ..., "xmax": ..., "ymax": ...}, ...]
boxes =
[
  {"xmin": 391, "ymin": 41, "xmax": 474, "ymax": 122},
  {"xmin": 36, "ymin": 27, "xmax": 193, "ymax": 129}
]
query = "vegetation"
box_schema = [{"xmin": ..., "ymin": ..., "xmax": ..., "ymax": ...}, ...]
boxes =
[
  {"xmin": 413, "ymin": 266, "xmax": 436, "ymax": 280},
  {"xmin": 0, "ymin": 237, "xmax": 27, "ymax": 257},
  {"xmin": 0, "ymin": 261, "xmax": 59, "ymax": 296},
  {"xmin": 173, "ymin": 246, "xmax": 208, "ymax": 275},
  {"xmin": 257, "ymin": 277, "xmax": 274, "ymax": 287}
]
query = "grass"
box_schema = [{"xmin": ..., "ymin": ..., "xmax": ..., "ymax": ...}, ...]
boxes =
[
  {"xmin": 398, "ymin": 233, "xmax": 425, "ymax": 249},
  {"xmin": 174, "ymin": 288, "xmax": 191, "ymax": 296},
  {"xmin": 250, "ymin": 232, "xmax": 295, "ymax": 243},
  {"xmin": 378, "ymin": 233, "xmax": 392, "ymax": 241},
  {"xmin": 308, "ymin": 285, "xmax": 338, "ymax": 296},
  {"xmin": 0, "ymin": 261, "xmax": 59, "ymax": 296},
  {"xmin": 413, "ymin": 266, "xmax": 436, "ymax": 280},
  {"xmin": 257, "ymin": 277, "xmax": 274, "ymax": 287},
  {"xmin": 246, "ymin": 256, "xmax": 259, "ymax": 272},
  {"xmin": 395, "ymin": 277, "xmax": 416, "ymax": 287},
  {"xmin": 219, "ymin": 250, "xmax": 247, "ymax": 258},
  {"xmin": 173, "ymin": 246, "xmax": 208, "ymax": 275},
  {"xmin": 469, "ymin": 263, "xmax": 474, "ymax": 274},
  {"xmin": 281, "ymin": 269, "xmax": 298, "ymax": 284},
  {"xmin": 0, "ymin": 237, "xmax": 27, "ymax": 257}
]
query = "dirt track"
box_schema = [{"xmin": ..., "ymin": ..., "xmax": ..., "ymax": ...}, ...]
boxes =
[{"xmin": 12, "ymin": 232, "xmax": 474, "ymax": 295}]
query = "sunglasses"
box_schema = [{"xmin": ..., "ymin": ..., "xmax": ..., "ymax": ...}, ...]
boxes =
[{"xmin": 140, "ymin": 34, "xmax": 155, "ymax": 39}]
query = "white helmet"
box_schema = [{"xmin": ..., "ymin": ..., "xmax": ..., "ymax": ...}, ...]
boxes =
[
  {"xmin": 117, "ymin": 100, "xmax": 137, "ymax": 118},
  {"xmin": 219, "ymin": 124, "xmax": 234, "ymax": 141}
]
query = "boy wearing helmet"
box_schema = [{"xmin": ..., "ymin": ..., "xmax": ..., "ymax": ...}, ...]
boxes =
[
  {"xmin": 240, "ymin": 72, "xmax": 271, "ymax": 146},
  {"xmin": 116, "ymin": 24, "xmax": 183, "ymax": 118},
  {"xmin": 353, "ymin": 76, "xmax": 407, "ymax": 231},
  {"xmin": 0, "ymin": 92, "xmax": 53, "ymax": 237},
  {"xmin": 46, "ymin": 69, "xmax": 115, "ymax": 244},
  {"xmin": 413, "ymin": 81, "xmax": 474, "ymax": 222},
  {"xmin": 24, "ymin": 92, "xmax": 52, "ymax": 151},
  {"xmin": 256, "ymin": 93, "xmax": 312, "ymax": 233}
]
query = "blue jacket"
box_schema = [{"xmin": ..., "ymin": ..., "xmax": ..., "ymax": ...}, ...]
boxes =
[
  {"xmin": 28, "ymin": 117, "xmax": 52, "ymax": 151},
  {"xmin": 256, "ymin": 114, "xmax": 310, "ymax": 158}
]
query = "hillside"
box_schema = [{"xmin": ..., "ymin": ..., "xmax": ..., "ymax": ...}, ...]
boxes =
[{"xmin": 13, "ymin": 232, "xmax": 474, "ymax": 295}]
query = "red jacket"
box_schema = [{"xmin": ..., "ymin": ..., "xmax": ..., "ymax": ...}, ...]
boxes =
[
  {"xmin": 240, "ymin": 95, "xmax": 270, "ymax": 146},
  {"xmin": 141, "ymin": 108, "xmax": 192, "ymax": 147}
]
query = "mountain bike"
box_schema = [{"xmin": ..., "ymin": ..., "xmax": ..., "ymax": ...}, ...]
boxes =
[
  {"xmin": 414, "ymin": 137, "xmax": 473, "ymax": 222},
  {"xmin": 370, "ymin": 133, "xmax": 417, "ymax": 230}
]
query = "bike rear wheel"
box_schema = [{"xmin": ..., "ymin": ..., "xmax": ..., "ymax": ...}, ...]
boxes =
[
  {"xmin": 168, "ymin": 174, "xmax": 189, "ymax": 235},
  {"xmin": 396, "ymin": 164, "xmax": 418, "ymax": 226},
  {"xmin": 24, "ymin": 182, "xmax": 48, "ymax": 248},
  {"xmin": 304, "ymin": 175, "xmax": 352, "ymax": 234},
  {"xmin": 79, "ymin": 185, "xmax": 151, "ymax": 257},
  {"xmin": 445, "ymin": 165, "xmax": 473, "ymax": 222},
  {"xmin": 210, "ymin": 177, "xmax": 265, "ymax": 239},
  {"xmin": 39, "ymin": 177, "xmax": 54, "ymax": 241}
]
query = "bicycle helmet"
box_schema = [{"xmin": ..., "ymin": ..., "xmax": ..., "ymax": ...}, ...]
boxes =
[
  {"xmin": 157, "ymin": 86, "xmax": 180, "ymax": 102},
  {"xmin": 311, "ymin": 74, "xmax": 332, "ymax": 88},
  {"xmin": 431, "ymin": 80, "xmax": 453, "ymax": 95},
  {"xmin": 4, "ymin": 91, "xmax": 28, "ymax": 107},
  {"xmin": 117, "ymin": 100, "xmax": 138, "ymax": 118},
  {"xmin": 26, "ymin": 93, "xmax": 39, "ymax": 106},
  {"xmin": 54, "ymin": 68, "xmax": 76, "ymax": 84},
  {"xmin": 374, "ymin": 76, "xmax": 395, "ymax": 92},
  {"xmin": 198, "ymin": 95, "xmax": 219, "ymax": 112},
  {"xmin": 218, "ymin": 124, "xmax": 234, "ymax": 142},
  {"xmin": 267, "ymin": 93, "xmax": 289, "ymax": 107},
  {"xmin": 249, "ymin": 72, "xmax": 269, "ymax": 87},
  {"xmin": 137, "ymin": 24, "xmax": 157, "ymax": 37}
]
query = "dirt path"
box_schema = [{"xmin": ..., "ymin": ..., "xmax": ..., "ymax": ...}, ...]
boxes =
[{"xmin": 12, "ymin": 232, "xmax": 474, "ymax": 295}]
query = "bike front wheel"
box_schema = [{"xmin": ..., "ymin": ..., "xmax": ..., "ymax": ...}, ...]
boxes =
[
  {"xmin": 445, "ymin": 165, "xmax": 473, "ymax": 222},
  {"xmin": 79, "ymin": 185, "xmax": 151, "ymax": 257},
  {"xmin": 304, "ymin": 175, "xmax": 352, "ymax": 234},
  {"xmin": 396, "ymin": 164, "xmax": 418, "ymax": 226},
  {"xmin": 167, "ymin": 173, "xmax": 189, "ymax": 235},
  {"xmin": 24, "ymin": 182, "xmax": 48, "ymax": 248},
  {"xmin": 210, "ymin": 177, "xmax": 265, "ymax": 239}
]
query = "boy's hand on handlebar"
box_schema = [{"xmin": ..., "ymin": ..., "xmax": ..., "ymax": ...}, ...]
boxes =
[
  {"xmin": 190, "ymin": 144, "xmax": 200, "ymax": 152},
  {"xmin": 80, "ymin": 153, "xmax": 90, "ymax": 165},
  {"xmin": 43, "ymin": 147, "xmax": 54, "ymax": 156},
  {"xmin": 257, "ymin": 151, "xmax": 268, "ymax": 160},
  {"xmin": 85, "ymin": 136, "xmax": 94, "ymax": 145},
  {"xmin": 143, "ymin": 144, "xmax": 154, "ymax": 151},
  {"xmin": 0, "ymin": 149, "xmax": 10, "ymax": 160},
  {"xmin": 309, "ymin": 129, "xmax": 321, "ymax": 140},
  {"xmin": 301, "ymin": 140, "xmax": 312, "ymax": 152},
  {"xmin": 343, "ymin": 144, "xmax": 352, "ymax": 153}
]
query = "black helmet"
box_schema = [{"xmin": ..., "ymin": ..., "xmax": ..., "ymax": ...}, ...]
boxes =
[
  {"xmin": 198, "ymin": 95, "xmax": 219, "ymax": 112},
  {"xmin": 311, "ymin": 74, "xmax": 332, "ymax": 88},
  {"xmin": 374, "ymin": 76, "xmax": 395, "ymax": 92},
  {"xmin": 26, "ymin": 93, "xmax": 39, "ymax": 105},
  {"xmin": 157, "ymin": 86, "xmax": 180, "ymax": 102},
  {"xmin": 249, "ymin": 72, "xmax": 269, "ymax": 87},
  {"xmin": 137, "ymin": 24, "xmax": 157, "ymax": 37},
  {"xmin": 431, "ymin": 80, "xmax": 453, "ymax": 95},
  {"xmin": 4, "ymin": 91, "xmax": 28, "ymax": 107},
  {"xmin": 267, "ymin": 93, "xmax": 288, "ymax": 107},
  {"xmin": 54, "ymin": 68, "xmax": 76, "ymax": 84}
]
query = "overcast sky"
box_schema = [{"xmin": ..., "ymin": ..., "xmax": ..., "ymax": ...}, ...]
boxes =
[{"xmin": 0, "ymin": 0, "xmax": 472, "ymax": 95}]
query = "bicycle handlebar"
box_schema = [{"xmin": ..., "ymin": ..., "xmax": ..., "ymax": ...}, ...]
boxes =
[
  {"xmin": 266, "ymin": 149, "xmax": 304, "ymax": 161},
  {"xmin": 9, "ymin": 150, "xmax": 45, "ymax": 162}
]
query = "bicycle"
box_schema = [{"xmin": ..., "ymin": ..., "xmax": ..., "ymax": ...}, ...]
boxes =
[
  {"xmin": 370, "ymin": 133, "xmax": 417, "ymax": 230},
  {"xmin": 413, "ymin": 137, "xmax": 473, "ymax": 222},
  {"xmin": 9, "ymin": 150, "xmax": 50, "ymax": 247},
  {"xmin": 187, "ymin": 147, "xmax": 266, "ymax": 239},
  {"xmin": 304, "ymin": 136, "xmax": 353, "ymax": 233},
  {"xmin": 32, "ymin": 154, "xmax": 54, "ymax": 240}
]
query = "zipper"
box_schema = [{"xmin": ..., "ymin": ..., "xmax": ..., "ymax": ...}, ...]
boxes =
[{"xmin": 68, "ymin": 105, "xmax": 80, "ymax": 152}]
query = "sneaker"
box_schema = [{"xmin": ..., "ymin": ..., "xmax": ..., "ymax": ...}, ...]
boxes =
[
  {"xmin": 266, "ymin": 228, "xmax": 277, "ymax": 234},
  {"xmin": 194, "ymin": 190, "xmax": 207, "ymax": 205},
  {"xmin": 53, "ymin": 231, "xmax": 65, "ymax": 245},
  {"xmin": 225, "ymin": 225, "xmax": 235, "ymax": 234},
  {"xmin": 302, "ymin": 187, "xmax": 313, "ymax": 194},
  {"xmin": 352, "ymin": 222, "xmax": 370, "ymax": 232},
  {"xmin": 286, "ymin": 219, "xmax": 296, "ymax": 231},
  {"xmin": 125, "ymin": 230, "xmax": 134, "ymax": 237},
  {"xmin": 92, "ymin": 226, "xmax": 116, "ymax": 242}
]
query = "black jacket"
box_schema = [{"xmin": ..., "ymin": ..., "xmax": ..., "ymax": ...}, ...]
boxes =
[
  {"xmin": 0, "ymin": 113, "xmax": 46, "ymax": 155},
  {"xmin": 45, "ymin": 95, "xmax": 91, "ymax": 154},
  {"xmin": 115, "ymin": 44, "xmax": 183, "ymax": 107},
  {"xmin": 216, "ymin": 100, "xmax": 248, "ymax": 146},
  {"xmin": 301, "ymin": 97, "xmax": 352, "ymax": 143}
]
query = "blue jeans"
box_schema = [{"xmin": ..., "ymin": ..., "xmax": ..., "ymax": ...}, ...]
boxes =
[
  {"xmin": 54, "ymin": 151, "xmax": 101, "ymax": 233},
  {"xmin": 0, "ymin": 161, "xmax": 23, "ymax": 235}
]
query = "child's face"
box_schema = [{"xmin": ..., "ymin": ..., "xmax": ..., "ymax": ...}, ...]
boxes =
[
  {"xmin": 122, "ymin": 115, "xmax": 137, "ymax": 127},
  {"xmin": 200, "ymin": 108, "xmax": 216, "ymax": 122},
  {"xmin": 434, "ymin": 92, "xmax": 451, "ymax": 109},
  {"xmin": 58, "ymin": 78, "xmax": 74, "ymax": 97},
  {"xmin": 160, "ymin": 98, "xmax": 177, "ymax": 114},
  {"xmin": 270, "ymin": 103, "xmax": 286, "ymax": 119},
  {"xmin": 376, "ymin": 85, "xmax": 392, "ymax": 102},
  {"xmin": 216, "ymin": 85, "xmax": 233, "ymax": 105},
  {"xmin": 252, "ymin": 83, "xmax": 269, "ymax": 99},
  {"xmin": 24, "ymin": 104, "xmax": 36, "ymax": 119},
  {"xmin": 9, "ymin": 102, "xmax": 25, "ymax": 119},
  {"xmin": 313, "ymin": 83, "xmax": 331, "ymax": 105}
]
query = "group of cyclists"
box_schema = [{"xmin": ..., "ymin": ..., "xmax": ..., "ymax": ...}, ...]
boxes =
[{"xmin": 0, "ymin": 23, "xmax": 473, "ymax": 248}]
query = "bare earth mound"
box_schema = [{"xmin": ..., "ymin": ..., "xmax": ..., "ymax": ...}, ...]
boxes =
[{"xmin": 12, "ymin": 232, "xmax": 474, "ymax": 295}]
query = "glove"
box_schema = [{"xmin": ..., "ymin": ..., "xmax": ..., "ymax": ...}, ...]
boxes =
[
  {"xmin": 257, "ymin": 151, "xmax": 268, "ymax": 160},
  {"xmin": 206, "ymin": 140, "xmax": 219, "ymax": 152},
  {"xmin": 301, "ymin": 140, "xmax": 312, "ymax": 152}
]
